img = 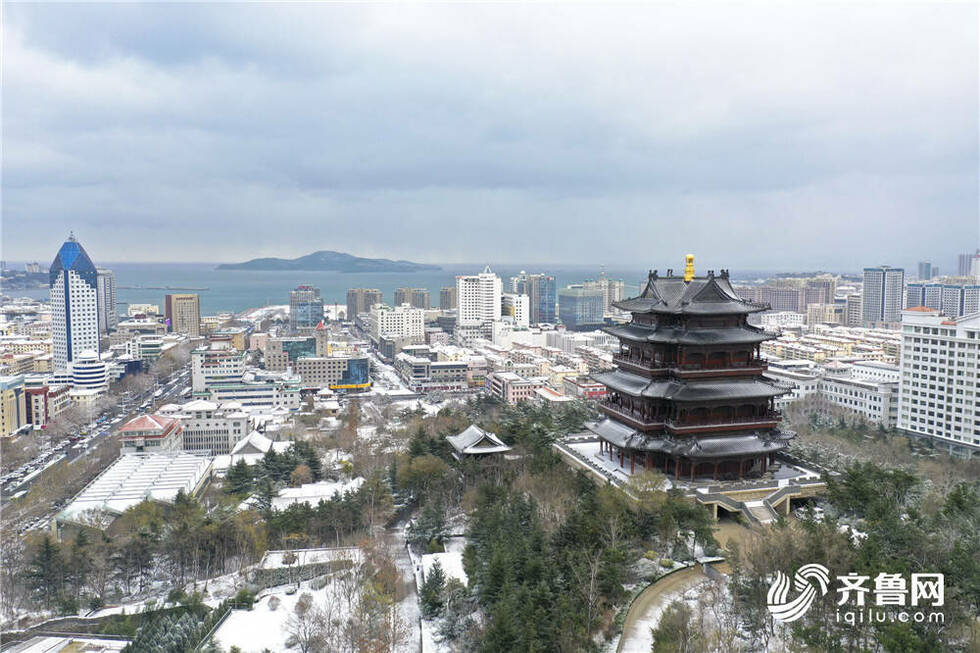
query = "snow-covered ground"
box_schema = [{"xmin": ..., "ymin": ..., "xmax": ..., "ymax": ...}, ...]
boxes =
[
  {"xmin": 272, "ymin": 477, "xmax": 365, "ymax": 510},
  {"xmin": 259, "ymin": 547, "xmax": 361, "ymax": 569},
  {"xmin": 421, "ymin": 551, "xmax": 467, "ymax": 586},
  {"xmin": 213, "ymin": 579, "xmax": 329, "ymax": 653},
  {"xmin": 564, "ymin": 440, "xmax": 674, "ymax": 489}
]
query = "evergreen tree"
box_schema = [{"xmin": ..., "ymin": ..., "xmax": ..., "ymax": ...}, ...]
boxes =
[
  {"xmin": 225, "ymin": 459, "xmax": 254, "ymax": 495},
  {"xmin": 27, "ymin": 535, "xmax": 64, "ymax": 609},
  {"xmin": 420, "ymin": 560, "xmax": 446, "ymax": 617}
]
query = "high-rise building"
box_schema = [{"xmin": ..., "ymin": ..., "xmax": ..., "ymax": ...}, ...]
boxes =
[
  {"xmin": 394, "ymin": 288, "xmax": 431, "ymax": 310},
  {"xmin": 289, "ymin": 285, "xmax": 324, "ymax": 331},
  {"xmin": 165, "ymin": 293, "xmax": 202, "ymax": 337},
  {"xmin": 861, "ymin": 265, "xmax": 905, "ymax": 326},
  {"xmin": 522, "ymin": 273, "xmax": 557, "ymax": 323},
  {"xmin": 844, "ymin": 294, "xmax": 863, "ymax": 327},
  {"xmin": 584, "ymin": 272, "xmax": 626, "ymax": 314},
  {"xmin": 439, "ymin": 287, "xmax": 458, "ymax": 310},
  {"xmin": 907, "ymin": 283, "xmax": 980, "ymax": 318},
  {"xmin": 501, "ymin": 293, "xmax": 530, "ymax": 327},
  {"xmin": 346, "ymin": 288, "xmax": 383, "ymax": 321},
  {"xmin": 958, "ymin": 250, "xmax": 979, "ymax": 277},
  {"xmin": 905, "ymin": 283, "xmax": 944, "ymax": 311},
  {"xmin": 50, "ymin": 234, "xmax": 100, "ymax": 370},
  {"xmin": 558, "ymin": 287, "xmax": 605, "ymax": 329},
  {"xmin": 917, "ymin": 261, "xmax": 933, "ymax": 281},
  {"xmin": 96, "ymin": 268, "xmax": 117, "ymax": 334},
  {"xmin": 898, "ymin": 308, "xmax": 980, "ymax": 455},
  {"xmin": 806, "ymin": 276, "xmax": 837, "ymax": 305},
  {"xmin": 457, "ymin": 266, "xmax": 502, "ymax": 325}
]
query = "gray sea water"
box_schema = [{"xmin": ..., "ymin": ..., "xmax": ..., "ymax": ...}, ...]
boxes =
[{"xmin": 8, "ymin": 262, "xmax": 783, "ymax": 315}]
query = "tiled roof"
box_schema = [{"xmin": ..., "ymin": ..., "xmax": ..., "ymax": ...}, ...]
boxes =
[
  {"xmin": 586, "ymin": 419, "xmax": 794, "ymax": 458},
  {"xmin": 594, "ymin": 370, "xmax": 789, "ymax": 402},
  {"xmin": 604, "ymin": 323, "xmax": 774, "ymax": 346},
  {"xmin": 118, "ymin": 414, "xmax": 179, "ymax": 434},
  {"xmin": 614, "ymin": 271, "xmax": 768, "ymax": 316}
]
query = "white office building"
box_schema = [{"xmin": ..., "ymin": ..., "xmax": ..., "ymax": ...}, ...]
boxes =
[
  {"xmin": 368, "ymin": 303, "xmax": 425, "ymax": 341},
  {"xmin": 50, "ymin": 235, "xmax": 101, "ymax": 370},
  {"xmin": 898, "ymin": 308, "xmax": 980, "ymax": 455},
  {"xmin": 161, "ymin": 399, "xmax": 250, "ymax": 455},
  {"xmin": 191, "ymin": 344, "xmax": 246, "ymax": 392},
  {"xmin": 96, "ymin": 268, "xmax": 118, "ymax": 334},
  {"xmin": 501, "ymin": 293, "xmax": 530, "ymax": 328},
  {"xmin": 457, "ymin": 266, "xmax": 502, "ymax": 325}
]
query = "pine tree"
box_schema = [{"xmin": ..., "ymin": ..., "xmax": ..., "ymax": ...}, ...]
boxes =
[
  {"xmin": 225, "ymin": 459, "xmax": 254, "ymax": 495},
  {"xmin": 27, "ymin": 535, "xmax": 64, "ymax": 609},
  {"xmin": 420, "ymin": 560, "xmax": 446, "ymax": 618},
  {"xmin": 254, "ymin": 476, "xmax": 276, "ymax": 514}
]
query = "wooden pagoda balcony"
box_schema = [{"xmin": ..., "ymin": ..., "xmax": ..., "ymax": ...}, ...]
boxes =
[
  {"xmin": 665, "ymin": 412, "xmax": 781, "ymax": 435},
  {"xmin": 612, "ymin": 355, "xmax": 767, "ymax": 379},
  {"xmin": 673, "ymin": 360, "xmax": 768, "ymax": 379},
  {"xmin": 599, "ymin": 401, "xmax": 665, "ymax": 431}
]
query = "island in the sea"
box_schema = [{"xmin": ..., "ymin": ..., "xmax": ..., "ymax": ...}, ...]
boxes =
[{"xmin": 217, "ymin": 250, "xmax": 440, "ymax": 273}]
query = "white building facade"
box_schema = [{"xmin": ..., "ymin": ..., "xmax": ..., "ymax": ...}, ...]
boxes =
[
  {"xmin": 96, "ymin": 268, "xmax": 118, "ymax": 334},
  {"xmin": 898, "ymin": 308, "xmax": 980, "ymax": 455},
  {"xmin": 457, "ymin": 266, "xmax": 502, "ymax": 325}
]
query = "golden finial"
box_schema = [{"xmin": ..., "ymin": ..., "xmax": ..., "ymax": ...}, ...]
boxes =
[{"xmin": 683, "ymin": 254, "xmax": 695, "ymax": 282}]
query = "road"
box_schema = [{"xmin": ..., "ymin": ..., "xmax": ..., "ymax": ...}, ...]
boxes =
[{"xmin": 0, "ymin": 367, "xmax": 191, "ymax": 513}]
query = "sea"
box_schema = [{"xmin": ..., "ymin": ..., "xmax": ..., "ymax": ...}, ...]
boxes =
[{"xmin": 7, "ymin": 262, "xmax": 781, "ymax": 315}]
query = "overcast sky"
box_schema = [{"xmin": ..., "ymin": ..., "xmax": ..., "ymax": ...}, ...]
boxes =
[{"xmin": 3, "ymin": 3, "xmax": 978, "ymax": 271}]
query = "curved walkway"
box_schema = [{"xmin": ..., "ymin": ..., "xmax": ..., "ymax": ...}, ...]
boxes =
[
  {"xmin": 617, "ymin": 566, "xmax": 708, "ymax": 653},
  {"xmin": 617, "ymin": 521, "xmax": 754, "ymax": 653}
]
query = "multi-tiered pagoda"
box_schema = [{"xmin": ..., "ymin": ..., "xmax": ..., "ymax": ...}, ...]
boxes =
[{"xmin": 589, "ymin": 256, "xmax": 793, "ymax": 481}]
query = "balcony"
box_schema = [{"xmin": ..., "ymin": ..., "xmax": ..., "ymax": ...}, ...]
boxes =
[
  {"xmin": 599, "ymin": 401, "xmax": 665, "ymax": 431},
  {"xmin": 612, "ymin": 355, "xmax": 766, "ymax": 379},
  {"xmin": 612, "ymin": 355, "xmax": 669, "ymax": 377},
  {"xmin": 673, "ymin": 360, "xmax": 768, "ymax": 379},
  {"xmin": 665, "ymin": 412, "xmax": 781, "ymax": 435}
]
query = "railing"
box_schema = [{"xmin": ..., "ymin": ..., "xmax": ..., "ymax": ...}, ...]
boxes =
[
  {"xmin": 598, "ymin": 402, "xmax": 665, "ymax": 429},
  {"xmin": 764, "ymin": 484, "xmax": 801, "ymax": 515},
  {"xmin": 611, "ymin": 355, "xmax": 766, "ymax": 377},
  {"xmin": 665, "ymin": 414, "xmax": 780, "ymax": 434}
]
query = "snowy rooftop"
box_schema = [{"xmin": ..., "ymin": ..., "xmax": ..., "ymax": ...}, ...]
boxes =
[
  {"xmin": 5, "ymin": 636, "xmax": 131, "ymax": 653},
  {"xmin": 270, "ymin": 477, "xmax": 365, "ymax": 510},
  {"xmin": 59, "ymin": 453, "xmax": 212, "ymax": 524}
]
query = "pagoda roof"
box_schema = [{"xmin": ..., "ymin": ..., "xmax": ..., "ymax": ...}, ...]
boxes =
[
  {"xmin": 587, "ymin": 418, "xmax": 793, "ymax": 458},
  {"xmin": 614, "ymin": 270, "xmax": 768, "ymax": 316},
  {"xmin": 603, "ymin": 323, "xmax": 774, "ymax": 346},
  {"xmin": 594, "ymin": 370, "xmax": 789, "ymax": 402}
]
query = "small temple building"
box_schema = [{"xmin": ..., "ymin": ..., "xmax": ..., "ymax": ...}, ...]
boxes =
[
  {"xmin": 446, "ymin": 424, "xmax": 512, "ymax": 460},
  {"xmin": 587, "ymin": 256, "xmax": 793, "ymax": 481}
]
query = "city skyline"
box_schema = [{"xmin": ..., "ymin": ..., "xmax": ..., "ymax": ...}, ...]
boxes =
[{"xmin": 3, "ymin": 3, "xmax": 978, "ymax": 268}]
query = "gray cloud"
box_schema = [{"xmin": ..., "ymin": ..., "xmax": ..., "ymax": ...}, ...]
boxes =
[{"xmin": 2, "ymin": 3, "xmax": 977, "ymax": 271}]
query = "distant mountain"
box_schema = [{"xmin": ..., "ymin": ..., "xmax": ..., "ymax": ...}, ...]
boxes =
[{"xmin": 216, "ymin": 250, "xmax": 440, "ymax": 273}]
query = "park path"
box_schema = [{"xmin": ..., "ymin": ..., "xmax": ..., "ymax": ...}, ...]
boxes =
[{"xmin": 617, "ymin": 520, "xmax": 755, "ymax": 653}]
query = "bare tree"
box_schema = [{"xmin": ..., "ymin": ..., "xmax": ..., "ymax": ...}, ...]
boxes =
[
  {"xmin": 286, "ymin": 592, "xmax": 326, "ymax": 653},
  {"xmin": 571, "ymin": 548, "xmax": 605, "ymax": 640}
]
